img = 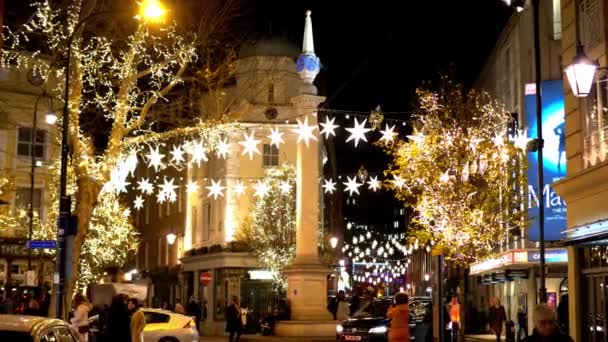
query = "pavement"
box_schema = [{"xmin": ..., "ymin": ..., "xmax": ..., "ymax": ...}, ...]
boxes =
[{"xmin": 201, "ymin": 336, "xmax": 335, "ymax": 342}]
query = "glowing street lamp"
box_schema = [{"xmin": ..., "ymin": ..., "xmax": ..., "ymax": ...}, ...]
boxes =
[
  {"xmin": 330, "ymin": 236, "xmax": 339, "ymax": 249},
  {"xmin": 166, "ymin": 233, "xmax": 177, "ymax": 245},
  {"xmin": 139, "ymin": 0, "xmax": 167, "ymax": 23},
  {"xmin": 565, "ymin": 42, "xmax": 600, "ymax": 98},
  {"xmin": 45, "ymin": 112, "xmax": 58, "ymax": 125}
]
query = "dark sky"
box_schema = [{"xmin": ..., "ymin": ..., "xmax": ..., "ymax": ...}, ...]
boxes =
[{"xmin": 249, "ymin": 0, "xmax": 512, "ymax": 113}]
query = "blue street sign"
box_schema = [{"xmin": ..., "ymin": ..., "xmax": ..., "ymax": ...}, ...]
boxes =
[{"xmin": 27, "ymin": 240, "xmax": 57, "ymax": 249}]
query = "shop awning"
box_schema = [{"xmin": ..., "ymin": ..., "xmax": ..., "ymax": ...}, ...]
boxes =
[
  {"xmin": 561, "ymin": 219, "xmax": 608, "ymax": 245},
  {"xmin": 469, "ymin": 248, "xmax": 568, "ymax": 275}
]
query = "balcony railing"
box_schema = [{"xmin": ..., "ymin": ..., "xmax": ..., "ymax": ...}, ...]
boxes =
[{"xmin": 585, "ymin": 124, "xmax": 608, "ymax": 167}]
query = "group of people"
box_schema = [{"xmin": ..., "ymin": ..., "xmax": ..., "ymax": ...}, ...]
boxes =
[
  {"xmin": 484, "ymin": 297, "xmax": 571, "ymax": 342},
  {"xmin": 70, "ymin": 293, "xmax": 146, "ymax": 342}
]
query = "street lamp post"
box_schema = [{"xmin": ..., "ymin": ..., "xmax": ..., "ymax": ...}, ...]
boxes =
[
  {"xmin": 55, "ymin": 0, "xmax": 166, "ymax": 319},
  {"xmin": 503, "ymin": 0, "xmax": 546, "ymax": 303},
  {"xmin": 28, "ymin": 92, "xmax": 55, "ymax": 272}
]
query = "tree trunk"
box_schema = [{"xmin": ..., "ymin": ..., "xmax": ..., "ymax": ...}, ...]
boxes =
[{"xmin": 64, "ymin": 176, "xmax": 100, "ymax": 316}]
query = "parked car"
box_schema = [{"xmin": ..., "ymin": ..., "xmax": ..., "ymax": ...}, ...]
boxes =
[
  {"xmin": 0, "ymin": 314, "xmax": 78, "ymax": 341},
  {"xmin": 336, "ymin": 297, "xmax": 432, "ymax": 342},
  {"xmin": 89, "ymin": 308, "xmax": 199, "ymax": 342}
]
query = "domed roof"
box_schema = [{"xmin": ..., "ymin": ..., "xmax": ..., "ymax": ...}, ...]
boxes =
[{"xmin": 238, "ymin": 37, "xmax": 300, "ymax": 59}]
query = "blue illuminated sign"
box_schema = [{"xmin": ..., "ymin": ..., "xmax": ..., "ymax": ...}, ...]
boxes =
[
  {"xmin": 527, "ymin": 249, "xmax": 568, "ymax": 263},
  {"xmin": 525, "ymin": 80, "xmax": 567, "ymax": 241}
]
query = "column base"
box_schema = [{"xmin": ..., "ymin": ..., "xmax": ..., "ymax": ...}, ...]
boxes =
[
  {"xmin": 283, "ymin": 258, "xmax": 332, "ymax": 321},
  {"xmin": 274, "ymin": 320, "xmax": 337, "ymax": 338}
]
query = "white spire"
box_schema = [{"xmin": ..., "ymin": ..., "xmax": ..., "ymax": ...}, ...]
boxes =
[{"xmin": 302, "ymin": 10, "xmax": 315, "ymax": 54}]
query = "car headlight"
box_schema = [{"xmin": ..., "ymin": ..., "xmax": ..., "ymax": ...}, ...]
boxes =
[
  {"xmin": 369, "ymin": 326, "xmax": 387, "ymax": 334},
  {"xmin": 336, "ymin": 325, "xmax": 344, "ymax": 333}
]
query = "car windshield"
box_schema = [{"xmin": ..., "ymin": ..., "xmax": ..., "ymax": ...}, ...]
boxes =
[
  {"xmin": 0, "ymin": 331, "xmax": 33, "ymax": 342},
  {"xmin": 352, "ymin": 300, "xmax": 392, "ymax": 318}
]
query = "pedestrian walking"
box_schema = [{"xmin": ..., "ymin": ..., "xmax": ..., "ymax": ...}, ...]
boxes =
[
  {"xmin": 449, "ymin": 295, "xmax": 461, "ymax": 342},
  {"xmin": 350, "ymin": 290, "xmax": 361, "ymax": 315},
  {"xmin": 327, "ymin": 295, "xmax": 338, "ymax": 320},
  {"xmin": 516, "ymin": 305, "xmax": 528, "ymax": 341},
  {"xmin": 522, "ymin": 304, "xmax": 572, "ymax": 342},
  {"xmin": 240, "ymin": 303, "xmax": 249, "ymax": 334},
  {"xmin": 489, "ymin": 297, "xmax": 507, "ymax": 342},
  {"xmin": 128, "ymin": 298, "xmax": 145, "ymax": 342},
  {"xmin": 70, "ymin": 293, "xmax": 91, "ymax": 342},
  {"xmin": 186, "ymin": 296, "xmax": 202, "ymax": 332},
  {"xmin": 336, "ymin": 290, "xmax": 349, "ymax": 321},
  {"xmin": 225, "ymin": 296, "xmax": 242, "ymax": 342},
  {"xmin": 107, "ymin": 294, "xmax": 131, "ymax": 342},
  {"xmin": 387, "ymin": 293, "xmax": 410, "ymax": 342}
]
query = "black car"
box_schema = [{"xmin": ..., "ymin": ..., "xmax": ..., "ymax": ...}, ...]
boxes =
[{"xmin": 336, "ymin": 297, "xmax": 432, "ymax": 342}]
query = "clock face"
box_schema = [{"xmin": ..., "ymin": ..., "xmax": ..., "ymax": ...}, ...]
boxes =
[
  {"xmin": 297, "ymin": 54, "xmax": 319, "ymax": 72},
  {"xmin": 265, "ymin": 107, "xmax": 278, "ymax": 120}
]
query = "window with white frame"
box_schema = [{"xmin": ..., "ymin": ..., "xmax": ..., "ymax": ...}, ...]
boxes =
[
  {"xmin": 579, "ymin": 0, "xmax": 605, "ymax": 49},
  {"xmin": 14, "ymin": 188, "xmax": 42, "ymax": 218},
  {"xmin": 583, "ymin": 76, "xmax": 608, "ymax": 167},
  {"xmin": 17, "ymin": 127, "xmax": 46, "ymax": 159},
  {"xmin": 203, "ymin": 203, "xmax": 211, "ymax": 241},
  {"xmin": 552, "ymin": 0, "xmax": 561, "ymax": 40},
  {"xmin": 263, "ymin": 144, "xmax": 279, "ymax": 167}
]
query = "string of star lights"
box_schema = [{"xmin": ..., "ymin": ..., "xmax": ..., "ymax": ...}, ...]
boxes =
[{"xmin": 341, "ymin": 222, "xmax": 412, "ymax": 287}]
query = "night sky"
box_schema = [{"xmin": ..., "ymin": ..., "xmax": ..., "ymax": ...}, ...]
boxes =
[{"xmin": 245, "ymin": 0, "xmax": 512, "ymax": 181}]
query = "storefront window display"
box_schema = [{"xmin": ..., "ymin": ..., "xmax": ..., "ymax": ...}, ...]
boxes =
[{"xmin": 581, "ymin": 246, "xmax": 608, "ymax": 342}]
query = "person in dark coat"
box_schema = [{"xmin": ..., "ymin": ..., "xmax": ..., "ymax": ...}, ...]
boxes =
[
  {"xmin": 522, "ymin": 304, "xmax": 572, "ymax": 342},
  {"xmin": 350, "ymin": 290, "xmax": 361, "ymax": 315},
  {"xmin": 106, "ymin": 294, "xmax": 131, "ymax": 342},
  {"xmin": 225, "ymin": 296, "xmax": 242, "ymax": 342},
  {"xmin": 489, "ymin": 297, "xmax": 507, "ymax": 342},
  {"xmin": 186, "ymin": 296, "xmax": 202, "ymax": 332}
]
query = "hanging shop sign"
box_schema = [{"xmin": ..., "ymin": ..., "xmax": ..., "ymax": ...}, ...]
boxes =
[
  {"xmin": 527, "ymin": 249, "xmax": 568, "ymax": 263},
  {"xmin": 470, "ymin": 248, "xmax": 568, "ymax": 275},
  {"xmin": 525, "ymin": 80, "xmax": 567, "ymax": 241},
  {"xmin": 506, "ymin": 270, "xmax": 529, "ymax": 280}
]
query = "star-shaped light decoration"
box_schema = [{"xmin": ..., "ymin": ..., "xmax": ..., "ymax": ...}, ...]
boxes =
[
  {"xmin": 239, "ymin": 131, "xmax": 262, "ymax": 160},
  {"xmin": 439, "ymin": 170, "xmax": 450, "ymax": 183},
  {"xmin": 206, "ymin": 180, "xmax": 226, "ymax": 199},
  {"xmin": 268, "ymin": 128, "xmax": 285, "ymax": 148},
  {"xmin": 109, "ymin": 168, "xmax": 129, "ymax": 193},
  {"xmin": 186, "ymin": 180, "xmax": 199, "ymax": 193},
  {"xmin": 216, "ymin": 138, "xmax": 231, "ymax": 159},
  {"xmin": 379, "ymin": 124, "xmax": 398, "ymax": 144},
  {"xmin": 145, "ymin": 145, "xmax": 165, "ymax": 172},
  {"xmin": 343, "ymin": 176, "xmax": 363, "ymax": 196},
  {"xmin": 189, "ymin": 141, "xmax": 208, "ymax": 166},
  {"xmin": 322, "ymin": 179, "xmax": 337, "ymax": 194},
  {"xmin": 319, "ymin": 116, "xmax": 339, "ymax": 138},
  {"xmin": 169, "ymin": 145, "xmax": 185, "ymax": 165},
  {"xmin": 280, "ymin": 181, "xmax": 291, "ymax": 194},
  {"xmin": 234, "ymin": 181, "xmax": 247, "ymax": 197},
  {"xmin": 345, "ymin": 118, "xmax": 372, "ymax": 147},
  {"xmin": 292, "ymin": 116, "xmax": 318, "ymax": 147},
  {"xmin": 159, "ymin": 177, "xmax": 179, "ymax": 203},
  {"xmin": 492, "ymin": 134, "xmax": 505, "ymax": 147},
  {"xmin": 137, "ymin": 178, "xmax": 154, "ymax": 195},
  {"xmin": 156, "ymin": 191, "xmax": 166, "ymax": 204},
  {"xmin": 513, "ymin": 129, "xmax": 531, "ymax": 152},
  {"xmin": 367, "ymin": 176, "xmax": 381, "ymax": 192},
  {"xmin": 133, "ymin": 196, "xmax": 144, "ymax": 210},
  {"xmin": 392, "ymin": 175, "xmax": 405, "ymax": 189},
  {"xmin": 253, "ymin": 180, "xmax": 269, "ymax": 198}
]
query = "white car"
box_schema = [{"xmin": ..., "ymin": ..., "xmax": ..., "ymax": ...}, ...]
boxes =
[
  {"xmin": 90, "ymin": 308, "xmax": 199, "ymax": 342},
  {"xmin": 0, "ymin": 315, "xmax": 79, "ymax": 342}
]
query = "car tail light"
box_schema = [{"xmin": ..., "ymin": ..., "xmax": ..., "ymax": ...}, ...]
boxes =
[{"xmin": 184, "ymin": 319, "xmax": 196, "ymax": 329}]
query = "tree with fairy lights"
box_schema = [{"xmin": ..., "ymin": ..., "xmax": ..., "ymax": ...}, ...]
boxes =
[
  {"xmin": 385, "ymin": 80, "xmax": 528, "ymax": 264},
  {"xmin": 2, "ymin": 0, "xmax": 241, "ymax": 310},
  {"xmin": 236, "ymin": 163, "xmax": 297, "ymax": 292}
]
